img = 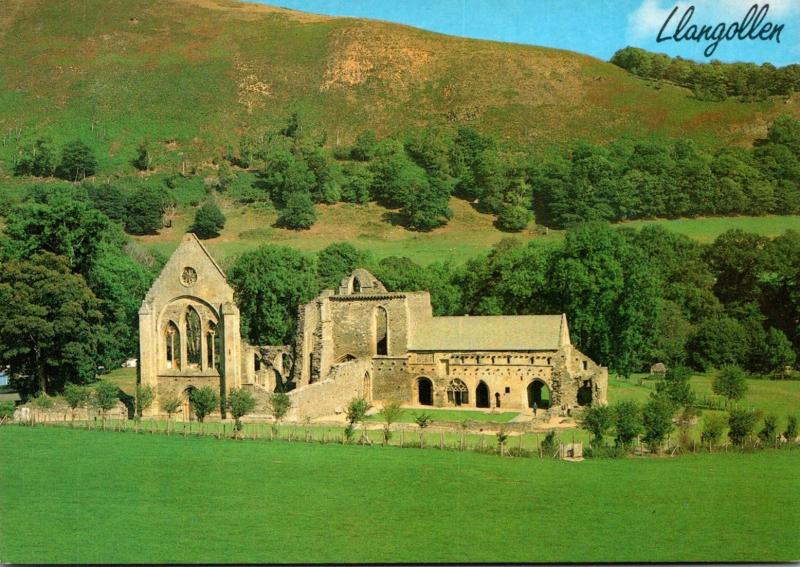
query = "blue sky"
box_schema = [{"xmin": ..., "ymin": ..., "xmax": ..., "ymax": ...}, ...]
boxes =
[{"xmin": 254, "ymin": 0, "xmax": 799, "ymax": 66}]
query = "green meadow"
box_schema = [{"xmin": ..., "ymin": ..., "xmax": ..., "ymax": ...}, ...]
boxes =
[
  {"xmin": 133, "ymin": 192, "xmax": 800, "ymax": 266},
  {"xmin": 0, "ymin": 426, "xmax": 798, "ymax": 564}
]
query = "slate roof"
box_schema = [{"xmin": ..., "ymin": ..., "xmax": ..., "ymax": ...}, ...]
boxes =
[{"xmin": 409, "ymin": 314, "xmax": 567, "ymax": 352}]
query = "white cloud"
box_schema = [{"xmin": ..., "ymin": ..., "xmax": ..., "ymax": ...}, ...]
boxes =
[{"xmin": 627, "ymin": 0, "xmax": 800, "ymax": 43}]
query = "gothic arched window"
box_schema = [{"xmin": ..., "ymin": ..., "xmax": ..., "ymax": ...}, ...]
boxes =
[
  {"xmin": 206, "ymin": 321, "xmax": 219, "ymax": 370},
  {"xmin": 375, "ymin": 306, "xmax": 388, "ymax": 356},
  {"xmin": 446, "ymin": 379, "xmax": 469, "ymax": 406},
  {"xmin": 186, "ymin": 306, "xmax": 202, "ymax": 368},
  {"xmin": 165, "ymin": 321, "xmax": 181, "ymax": 370}
]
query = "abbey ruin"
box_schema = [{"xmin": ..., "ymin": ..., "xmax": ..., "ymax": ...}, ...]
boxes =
[{"xmin": 139, "ymin": 234, "xmax": 608, "ymax": 420}]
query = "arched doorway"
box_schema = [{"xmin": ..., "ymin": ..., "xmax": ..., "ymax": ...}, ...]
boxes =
[
  {"xmin": 476, "ymin": 381, "xmax": 490, "ymax": 408},
  {"xmin": 182, "ymin": 386, "xmax": 196, "ymax": 421},
  {"xmin": 446, "ymin": 379, "xmax": 469, "ymax": 407},
  {"xmin": 527, "ymin": 380, "xmax": 551, "ymax": 409},
  {"xmin": 417, "ymin": 377, "xmax": 433, "ymax": 406},
  {"xmin": 495, "ymin": 392, "xmax": 501, "ymax": 408}
]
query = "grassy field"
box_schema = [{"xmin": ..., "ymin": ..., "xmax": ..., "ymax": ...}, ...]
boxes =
[
  {"xmin": 1, "ymin": 426, "xmax": 798, "ymax": 563},
  {"xmin": 620, "ymin": 215, "xmax": 800, "ymax": 243},
  {"xmin": 364, "ymin": 408, "xmax": 520, "ymax": 424}
]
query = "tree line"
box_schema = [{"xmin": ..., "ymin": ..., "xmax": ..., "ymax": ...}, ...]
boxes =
[
  {"xmin": 10, "ymin": 115, "xmax": 800, "ymax": 234},
  {"xmin": 224, "ymin": 226, "xmax": 799, "ymax": 383},
  {"xmin": 610, "ymin": 46, "xmax": 800, "ymax": 101}
]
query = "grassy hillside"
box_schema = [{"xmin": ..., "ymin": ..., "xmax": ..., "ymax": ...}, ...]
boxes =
[
  {"xmin": 2, "ymin": 426, "xmax": 798, "ymax": 563},
  {"xmin": 132, "ymin": 191, "xmax": 800, "ymax": 266},
  {"xmin": 1, "ymin": 0, "xmax": 798, "ymax": 178}
]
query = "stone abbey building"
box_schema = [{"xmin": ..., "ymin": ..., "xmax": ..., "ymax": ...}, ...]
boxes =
[{"xmin": 139, "ymin": 234, "xmax": 608, "ymax": 420}]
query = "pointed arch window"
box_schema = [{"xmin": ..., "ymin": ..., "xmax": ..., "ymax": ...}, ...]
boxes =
[
  {"xmin": 375, "ymin": 306, "xmax": 388, "ymax": 356},
  {"xmin": 165, "ymin": 321, "xmax": 181, "ymax": 370},
  {"xmin": 186, "ymin": 306, "xmax": 202, "ymax": 368},
  {"xmin": 207, "ymin": 321, "xmax": 220, "ymax": 371}
]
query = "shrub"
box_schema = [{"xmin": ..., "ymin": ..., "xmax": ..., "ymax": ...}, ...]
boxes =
[
  {"xmin": 32, "ymin": 393, "xmax": 55, "ymax": 410},
  {"xmin": 785, "ymin": 415, "xmax": 798, "ymax": 441},
  {"xmin": 189, "ymin": 386, "xmax": 220, "ymax": 423},
  {"xmin": 758, "ymin": 414, "xmax": 779, "ymax": 446},
  {"xmin": 727, "ymin": 407, "xmax": 761, "ymax": 446},
  {"xmin": 540, "ymin": 430, "xmax": 558, "ymax": 455},
  {"xmin": 0, "ymin": 401, "xmax": 15, "ymax": 421},
  {"xmin": 701, "ymin": 413, "xmax": 727, "ymax": 448},
  {"xmin": 14, "ymin": 138, "xmax": 57, "ymax": 177},
  {"xmin": 414, "ymin": 413, "xmax": 433, "ymax": 429},
  {"xmin": 190, "ymin": 202, "xmax": 226, "ymax": 239},
  {"xmin": 712, "ymin": 365, "xmax": 748, "ymax": 405},
  {"xmin": 63, "ymin": 383, "xmax": 90, "ymax": 410}
]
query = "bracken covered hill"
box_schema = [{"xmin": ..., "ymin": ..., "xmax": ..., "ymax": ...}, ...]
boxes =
[{"xmin": 0, "ymin": 0, "xmax": 798, "ymax": 172}]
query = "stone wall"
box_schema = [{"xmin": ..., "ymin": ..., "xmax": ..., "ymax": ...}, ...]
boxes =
[{"xmin": 284, "ymin": 358, "xmax": 370, "ymax": 421}]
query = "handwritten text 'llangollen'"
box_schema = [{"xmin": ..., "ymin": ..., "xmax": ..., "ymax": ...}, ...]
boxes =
[{"xmin": 657, "ymin": 4, "xmax": 784, "ymax": 57}]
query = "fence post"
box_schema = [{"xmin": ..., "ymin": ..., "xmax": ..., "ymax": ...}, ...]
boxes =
[{"xmin": 400, "ymin": 429, "xmax": 404, "ymax": 448}]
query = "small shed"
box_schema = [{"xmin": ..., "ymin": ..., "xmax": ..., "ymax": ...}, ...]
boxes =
[{"xmin": 650, "ymin": 362, "xmax": 668, "ymax": 376}]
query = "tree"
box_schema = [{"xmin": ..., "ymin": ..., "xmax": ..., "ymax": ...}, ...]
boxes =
[
  {"xmin": 56, "ymin": 140, "xmax": 97, "ymax": 181},
  {"xmin": 0, "ymin": 252, "xmax": 102, "ymax": 396},
  {"xmin": 345, "ymin": 396, "xmax": 372, "ymax": 442},
  {"xmin": 653, "ymin": 366, "xmax": 695, "ymax": 409},
  {"xmin": 613, "ymin": 400, "xmax": 642, "ymax": 448},
  {"xmin": 278, "ymin": 190, "xmax": 317, "ymax": 230},
  {"xmin": 727, "ymin": 407, "xmax": 760, "ymax": 446},
  {"xmin": 400, "ymin": 174, "xmax": 452, "ymax": 231},
  {"xmin": 190, "ymin": 202, "xmax": 226, "ymax": 239},
  {"xmin": 700, "ymin": 413, "xmax": 727, "ymax": 448},
  {"xmin": 4, "ymin": 188, "xmax": 110, "ymax": 275},
  {"xmin": 688, "ymin": 316, "xmax": 749, "ymax": 370},
  {"xmin": 712, "ymin": 365, "xmax": 748, "ymax": 406},
  {"xmin": 190, "ymin": 386, "xmax": 220, "ymax": 423},
  {"xmin": 642, "ymin": 395, "xmax": 675, "ymax": 450},
  {"xmin": 316, "ymin": 243, "xmax": 369, "ymax": 290},
  {"xmin": 228, "ymin": 245, "xmax": 318, "ymax": 345},
  {"xmin": 14, "ymin": 138, "xmax": 57, "ymax": 177},
  {"xmin": 135, "ymin": 384, "xmax": 155, "ymax": 419},
  {"xmin": 266, "ymin": 391, "xmax": 292, "ymax": 434},
  {"xmin": 125, "ymin": 186, "xmax": 170, "ymax": 235},
  {"xmin": 63, "ymin": 383, "xmax": 91, "ymax": 422},
  {"xmin": 579, "ymin": 405, "xmax": 614, "ymax": 446},
  {"xmin": 92, "ymin": 381, "xmax": 120, "ymax": 427},
  {"xmin": 379, "ymin": 399, "xmax": 403, "ymax": 444},
  {"xmin": 227, "ymin": 388, "xmax": 257, "ymax": 437},
  {"xmin": 159, "ymin": 389, "xmax": 182, "ymax": 428}
]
